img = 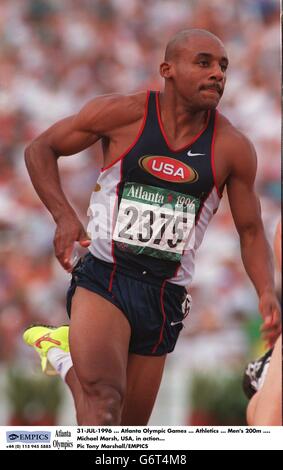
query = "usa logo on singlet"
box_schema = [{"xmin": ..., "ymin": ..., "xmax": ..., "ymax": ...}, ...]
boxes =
[{"xmin": 139, "ymin": 155, "xmax": 199, "ymax": 183}]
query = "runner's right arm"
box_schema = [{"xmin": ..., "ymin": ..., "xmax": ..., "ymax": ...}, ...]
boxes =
[{"xmin": 24, "ymin": 94, "xmax": 136, "ymax": 271}]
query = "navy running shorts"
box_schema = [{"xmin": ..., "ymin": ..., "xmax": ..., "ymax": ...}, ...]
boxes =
[{"xmin": 66, "ymin": 252, "xmax": 188, "ymax": 356}]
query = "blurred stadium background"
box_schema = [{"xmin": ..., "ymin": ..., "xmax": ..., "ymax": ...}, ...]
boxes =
[{"xmin": 0, "ymin": 0, "xmax": 280, "ymax": 425}]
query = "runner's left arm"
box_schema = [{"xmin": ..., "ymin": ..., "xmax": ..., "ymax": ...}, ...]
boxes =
[{"xmin": 226, "ymin": 131, "xmax": 281, "ymax": 347}]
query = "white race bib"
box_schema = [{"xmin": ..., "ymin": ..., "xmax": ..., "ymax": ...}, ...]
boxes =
[{"xmin": 113, "ymin": 182, "xmax": 200, "ymax": 261}]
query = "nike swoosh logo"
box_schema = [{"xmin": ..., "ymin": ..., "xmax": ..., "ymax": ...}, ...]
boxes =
[
  {"xmin": 170, "ymin": 320, "xmax": 183, "ymax": 326},
  {"xmin": 187, "ymin": 150, "xmax": 205, "ymax": 157}
]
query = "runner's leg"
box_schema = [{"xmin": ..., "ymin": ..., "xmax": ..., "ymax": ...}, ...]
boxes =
[
  {"xmin": 121, "ymin": 354, "xmax": 167, "ymax": 425},
  {"xmin": 69, "ymin": 287, "xmax": 131, "ymax": 425},
  {"xmin": 54, "ymin": 352, "xmax": 166, "ymax": 425}
]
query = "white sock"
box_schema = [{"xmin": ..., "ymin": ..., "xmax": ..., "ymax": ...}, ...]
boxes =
[{"xmin": 47, "ymin": 348, "xmax": 73, "ymax": 382}]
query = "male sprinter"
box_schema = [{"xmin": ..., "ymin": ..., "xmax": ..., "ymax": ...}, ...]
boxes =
[{"xmin": 24, "ymin": 29, "xmax": 281, "ymax": 425}]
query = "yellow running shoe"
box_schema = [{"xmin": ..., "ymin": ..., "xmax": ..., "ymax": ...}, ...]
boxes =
[{"xmin": 23, "ymin": 324, "xmax": 70, "ymax": 376}]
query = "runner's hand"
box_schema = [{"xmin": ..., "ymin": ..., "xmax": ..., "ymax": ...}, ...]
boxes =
[
  {"xmin": 53, "ymin": 215, "xmax": 91, "ymax": 272},
  {"xmin": 259, "ymin": 290, "xmax": 281, "ymax": 348}
]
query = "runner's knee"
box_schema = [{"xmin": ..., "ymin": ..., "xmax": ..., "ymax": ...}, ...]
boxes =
[{"xmin": 82, "ymin": 381, "xmax": 124, "ymax": 425}]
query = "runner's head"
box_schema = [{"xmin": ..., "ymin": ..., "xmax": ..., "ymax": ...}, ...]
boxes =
[{"xmin": 160, "ymin": 29, "xmax": 228, "ymax": 111}]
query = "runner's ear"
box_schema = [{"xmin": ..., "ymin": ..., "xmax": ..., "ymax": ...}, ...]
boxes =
[{"xmin": 160, "ymin": 61, "xmax": 173, "ymax": 79}]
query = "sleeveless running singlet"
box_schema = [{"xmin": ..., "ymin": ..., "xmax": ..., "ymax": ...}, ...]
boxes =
[{"xmin": 87, "ymin": 90, "xmax": 221, "ymax": 286}]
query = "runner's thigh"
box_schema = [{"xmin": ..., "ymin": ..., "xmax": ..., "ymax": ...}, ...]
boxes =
[{"xmin": 69, "ymin": 286, "xmax": 131, "ymax": 395}]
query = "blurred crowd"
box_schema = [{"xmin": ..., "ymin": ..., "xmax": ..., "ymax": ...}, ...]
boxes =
[{"xmin": 0, "ymin": 0, "xmax": 280, "ymax": 419}]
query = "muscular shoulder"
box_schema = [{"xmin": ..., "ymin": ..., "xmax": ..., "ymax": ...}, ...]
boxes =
[
  {"xmin": 216, "ymin": 113, "xmax": 257, "ymax": 179},
  {"xmin": 76, "ymin": 91, "xmax": 147, "ymax": 136}
]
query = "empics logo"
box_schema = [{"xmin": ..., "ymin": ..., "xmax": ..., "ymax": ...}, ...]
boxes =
[
  {"xmin": 139, "ymin": 156, "xmax": 198, "ymax": 183},
  {"xmin": 6, "ymin": 431, "xmax": 51, "ymax": 443}
]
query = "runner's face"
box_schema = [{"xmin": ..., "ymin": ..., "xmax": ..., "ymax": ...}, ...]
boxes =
[{"xmin": 167, "ymin": 37, "xmax": 228, "ymax": 110}]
